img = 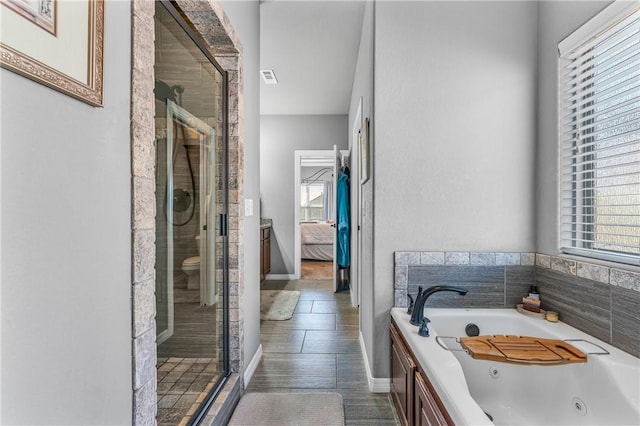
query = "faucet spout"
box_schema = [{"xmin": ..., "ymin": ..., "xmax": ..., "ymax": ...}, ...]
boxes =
[{"xmin": 409, "ymin": 285, "xmax": 468, "ymax": 326}]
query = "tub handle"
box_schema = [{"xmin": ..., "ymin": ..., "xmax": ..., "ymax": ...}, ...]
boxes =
[
  {"xmin": 564, "ymin": 339, "xmax": 610, "ymax": 355},
  {"xmin": 435, "ymin": 336, "xmax": 468, "ymax": 353}
]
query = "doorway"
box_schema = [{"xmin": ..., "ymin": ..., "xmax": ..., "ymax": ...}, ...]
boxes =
[
  {"xmin": 294, "ymin": 148, "xmax": 351, "ymax": 292},
  {"xmin": 154, "ymin": 2, "xmax": 228, "ymax": 423}
]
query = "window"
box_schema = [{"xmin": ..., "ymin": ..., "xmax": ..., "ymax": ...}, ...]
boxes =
[
  {"xmin": 300, "ymin": 183, "xmax": 324, "ymax": 221},
  {"xmin": 559, "ymin": 1, "xmax": 640, "ymax": 265}
]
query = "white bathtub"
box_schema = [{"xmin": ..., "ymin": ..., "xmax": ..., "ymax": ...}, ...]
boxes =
[{"xmin": 390, "ymin": 307, "xmax": 640, "ymax": 425}]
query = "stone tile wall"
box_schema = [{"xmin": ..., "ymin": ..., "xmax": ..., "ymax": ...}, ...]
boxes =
[
  {"xmin": 395, "ymin": 251, "xmax": 640, "ymax": 357},
  {"xmin": 131, "ymin": 0, "xmax": 245, "ymax": 424}
]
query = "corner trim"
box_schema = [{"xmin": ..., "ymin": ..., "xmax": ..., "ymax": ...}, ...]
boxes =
[
  {"xmin": 243, "ymin": 344, "xmax": 262, "ymax": 387},
  {"xmin": 359, "ymin": 331, "xmax": 391, "ymax": 393}
]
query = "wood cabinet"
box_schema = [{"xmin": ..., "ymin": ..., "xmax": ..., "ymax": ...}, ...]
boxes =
[
  {"xmin": 260, "ymin": 226, "xmax": 271, "ymax": 282},
  {"xmin": 414, "ymin": 370, "xmax": 449, "ymax": 426},
  {"xmin": 390, "ymin": 320, "xmax": 454, "ymax": 426},
  {"xmin": 391, "ymin": 323, "xmax": 415, "ymax": 426}
]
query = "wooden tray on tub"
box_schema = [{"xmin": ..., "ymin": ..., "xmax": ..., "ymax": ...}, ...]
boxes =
[{"xmin": 458, "ymin": 335, "xmax": 588, "ymax": 365}]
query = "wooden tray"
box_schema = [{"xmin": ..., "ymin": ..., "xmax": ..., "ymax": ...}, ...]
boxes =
[{"xmin": 459, "ymin": 335, "xmax": 588, "ymax": 365}]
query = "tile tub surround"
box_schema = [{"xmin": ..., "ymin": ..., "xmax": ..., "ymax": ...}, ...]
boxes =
[{"xmin": 395, "ymin": 251, "xmax": 640, "ymax": 357}]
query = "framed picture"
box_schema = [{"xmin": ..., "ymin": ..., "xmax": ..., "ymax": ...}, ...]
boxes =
[
  {"xmin": 0, "ymin": 0, "xmax": 104, "ymax": 106},
  {"xmin": 359, "ymin": 117, "xmax": 370, "ymax": 185}
]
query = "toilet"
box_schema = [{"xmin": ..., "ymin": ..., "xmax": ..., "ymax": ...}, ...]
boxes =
[{"xmin": 182, "ymin": 236, "xmax": 201, "ymax": 290}]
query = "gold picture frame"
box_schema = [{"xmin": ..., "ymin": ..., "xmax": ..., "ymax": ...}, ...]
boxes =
[{"xmin": 0, "ymin": 0, "xmax": 104, "ymax": 106}]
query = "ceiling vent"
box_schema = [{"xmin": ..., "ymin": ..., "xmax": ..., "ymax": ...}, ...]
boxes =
[{"xmin": 260, "ymin": 69, "xmax": 278, "ymax": 85}]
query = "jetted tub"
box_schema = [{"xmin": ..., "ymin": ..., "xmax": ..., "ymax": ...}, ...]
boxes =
[{"xmin": 390, "ymin": 308, "xmax": 640, "ymax": 425}]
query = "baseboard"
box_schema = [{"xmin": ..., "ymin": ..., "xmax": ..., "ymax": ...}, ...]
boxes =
[
  {"xmin": 265, "ymin": 274, "xmax": 296, "ymax": 280},
  {"xmin": 243, "ymin": 344, "xmax": 262, "ymax": 387},
  {"xmin": 359, "ymin": 332, "xmax": 391, "ymax": 393}
]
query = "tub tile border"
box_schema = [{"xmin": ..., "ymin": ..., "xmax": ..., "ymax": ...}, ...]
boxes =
[{"xmin": 395, "ymin": 251, "xmax": 639, "ymax": 292}]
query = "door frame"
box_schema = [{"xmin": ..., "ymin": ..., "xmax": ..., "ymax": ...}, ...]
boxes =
[
  {"xmin": 293, "ymin": 150, "xmax": 337, "ymax": 280},
  {"xmin": 351, "ymin": 98, "xmax": 363, "ymax": 307}
]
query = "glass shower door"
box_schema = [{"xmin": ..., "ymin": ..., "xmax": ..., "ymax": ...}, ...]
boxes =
[{"xmin": 154, "ymin": 1, "xmax": 228, "ymax": 423}]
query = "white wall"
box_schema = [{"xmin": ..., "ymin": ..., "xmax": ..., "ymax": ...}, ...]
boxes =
[
  {"xmin": 260, "ymin": 115, "xmax": 348, "ymax": 275},
  {"xmin": 0, "ymin": 1, "xmax": 133, "ymax": 423},
  {"xmin": 370, "ymin": 1, "xmax": 538, "ymax": 377},
  {"xmin": 347, "ymin": 0, "xmax": 374, "ymax": 377},
  {"xmin": 220, "ymin": 0, "xmax": 262, "ymax": 385},
  {"xmin": 536, "ymin": 0, "xmax": 612, "ymax": 254}
]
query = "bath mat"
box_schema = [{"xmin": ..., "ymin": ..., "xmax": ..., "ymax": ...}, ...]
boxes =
[
  {"xmin": 229, "ymin": 392, "xmax": 344, "ymax": 425},
  {"xmin": 260, "ymin": 290, "xmax": 300, "ymax": 321}
]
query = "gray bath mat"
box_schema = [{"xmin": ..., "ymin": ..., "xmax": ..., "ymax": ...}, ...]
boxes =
[
  {"xmin": 229, "ymin": 392, "xmax": 345, "ymax": 425},
  {"xmin": 260, "ymin": 290, "xmax": 300, "ymax": 320}
]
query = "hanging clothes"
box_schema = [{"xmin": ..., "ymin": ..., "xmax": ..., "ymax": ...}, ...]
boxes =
[{"xmin": 337, "ymin": 169, "xmax": 350, "ymax": 268}]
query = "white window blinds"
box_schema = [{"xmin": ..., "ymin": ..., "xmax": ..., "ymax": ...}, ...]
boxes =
[{"xmin": 558, "ymin": 1, "xmax": 640, "ymax": 265}]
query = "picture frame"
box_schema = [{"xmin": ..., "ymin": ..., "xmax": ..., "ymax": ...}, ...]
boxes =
[
  {"xmin": 359, "ymin": 117, "xmax": 370, "ymax": 185},
  {"xmin": 0, "ymin": 0, "xmax": 104, "ymax": 106}
]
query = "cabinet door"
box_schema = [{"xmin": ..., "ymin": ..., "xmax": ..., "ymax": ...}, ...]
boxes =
[
  {"xmin": 391, "ymin": 324, "xmax": 415, "ymax": 426},
  {"xmin": 263, "ymin": 233, "xmax": 271, "ymax": 275},
  {"xmin": 260, "ymin": 233, "xmax": 264, "ymax": 281},
  {"xmin": 415, "ymin": 372, "xmax": 449, "ymax": 426}
]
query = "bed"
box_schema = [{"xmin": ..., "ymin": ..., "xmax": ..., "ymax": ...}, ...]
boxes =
[{"xmin": 301, "ymin": 222, "xmax": 334, "ymax": 261}]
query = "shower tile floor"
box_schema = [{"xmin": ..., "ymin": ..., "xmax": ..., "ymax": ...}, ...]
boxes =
[
  {"xmin": 156, "ymin": 357, "xmax": 220, "ymax": 426},
  {"xmin": 156, "ymin": 301, "xmax": 222, "ymax": 425}
]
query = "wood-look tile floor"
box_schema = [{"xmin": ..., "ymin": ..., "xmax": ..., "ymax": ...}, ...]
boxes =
[{"xmin": 246, "ymin": 279, "xmax": 399, "ymax": 425}]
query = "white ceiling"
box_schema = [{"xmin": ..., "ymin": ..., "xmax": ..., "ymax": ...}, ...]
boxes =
[{"xmin": 260, "ymin": 1, "xmax": 366, "ymax": 115}]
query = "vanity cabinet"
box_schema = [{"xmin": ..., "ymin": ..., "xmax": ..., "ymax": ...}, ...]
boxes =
[
  {"xmin": 260, "ymin": 226, "xmax": 271, "ymax": 282},
  {"xmin": 391, "ymin": 323, "xmax": 415, "ymax": 426},
  {"xmin": 390, "ymin": 320, "xmax": 453, "ymax": 426}
]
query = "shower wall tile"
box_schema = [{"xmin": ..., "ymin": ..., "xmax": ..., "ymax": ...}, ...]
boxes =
[
  {"xmin": 611, "ymin": 285, "xmax": 640, "ymax": 357},
  {"xmin": 133, "ymin": 327, "xmax": 157, "ymax": 389},
  {"xmin": 535, "ymin": 267, "xmax": 611, "ymax": 344},
  {"xmin": 133, "ymin": 279, "xmax": 156, "ymax": 338},
  {"xmin": 133, "ymin": 374, "xmax": 156, "ymax": 426}
]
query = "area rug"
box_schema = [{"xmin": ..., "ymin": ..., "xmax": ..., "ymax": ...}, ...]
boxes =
[
  {"xmin": 260, "ymin": 290, "xmax": 300, "ymax": 320},
  {"xmin": 229, "ymin": 392, "xmax": 345, "ymax": 425}
]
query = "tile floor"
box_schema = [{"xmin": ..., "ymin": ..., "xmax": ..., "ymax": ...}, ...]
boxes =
[
  {"xmin": 156, "ymin": 357, "xmax": 220, "ymax": 425},
  {"xmin": 245, "ymin": 279, "xmax": 399, "ymax": 425}
]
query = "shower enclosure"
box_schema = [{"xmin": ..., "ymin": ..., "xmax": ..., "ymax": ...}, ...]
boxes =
[{"xmin": 154, "ymin": 2, "xmax": 229, "ymax": 424}]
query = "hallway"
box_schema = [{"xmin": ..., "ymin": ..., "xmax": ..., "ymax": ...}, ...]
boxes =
[{"xmin": 246, "ymin": 279, "xmax": 398, "ymax": 425}]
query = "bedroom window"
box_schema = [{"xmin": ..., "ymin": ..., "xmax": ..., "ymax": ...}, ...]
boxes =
[
  {"xmin": 558, "ymin": 1, "xmax": 640, "ymax": 265},
  {"xmin": 301, "ymin": 183, "xmax": 324, "ymax": 221}
]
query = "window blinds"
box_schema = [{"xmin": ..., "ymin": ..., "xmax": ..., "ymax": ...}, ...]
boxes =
[{"xmin": 559, "ymin": 2, "xmax": 640, "ymax": 265}]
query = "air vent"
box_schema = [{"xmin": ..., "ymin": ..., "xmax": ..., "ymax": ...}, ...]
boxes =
[{"xmin": 260, "ymin": 69, "xmax": 278, "ymax": 85}]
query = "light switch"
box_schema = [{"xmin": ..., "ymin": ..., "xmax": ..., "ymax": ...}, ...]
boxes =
[{"xmin": 245, "ymin": 199, "xmax": 254, "ymax": 217}]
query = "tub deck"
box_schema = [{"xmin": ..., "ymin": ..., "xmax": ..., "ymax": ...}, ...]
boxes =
[{"xmin": 391, "ymin": 307, "xmax": 640, "ymax": 425}]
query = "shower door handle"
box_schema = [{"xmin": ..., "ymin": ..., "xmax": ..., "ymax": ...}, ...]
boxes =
[{"xmin": 219, "ymin": 213, "xmax": 227, "ymax": 236}]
